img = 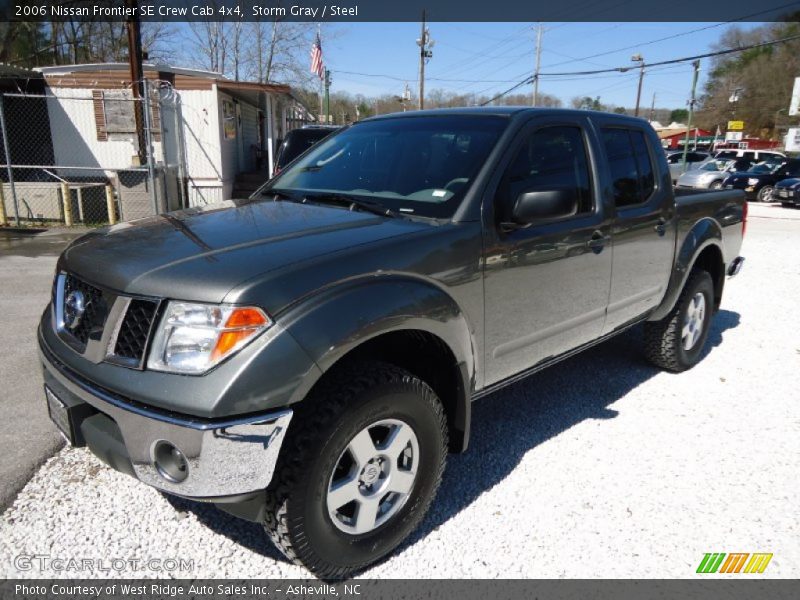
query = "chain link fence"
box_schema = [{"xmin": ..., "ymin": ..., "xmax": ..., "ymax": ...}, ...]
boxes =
[{"xmin": 0, "ymin": 81, "xmax": 186, "ymax": 228}]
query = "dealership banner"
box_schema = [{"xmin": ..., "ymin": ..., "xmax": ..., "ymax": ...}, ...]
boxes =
[{"xmin": 2, "ymin": 0, "xmax": 799, "ymax": 22}]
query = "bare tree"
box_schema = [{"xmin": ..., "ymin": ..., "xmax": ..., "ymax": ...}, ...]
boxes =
[
  {"xmin": 244, "ymin": 20, "xmax": 319, "ymax": 87},
  {"xmin": 188, "ymin": 18, "xmax": 229, "ymax": 74}
]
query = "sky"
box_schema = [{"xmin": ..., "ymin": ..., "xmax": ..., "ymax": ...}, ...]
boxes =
[{"xmin": 319, "ymin": 22, "xmax": 766, "ymax": 110}]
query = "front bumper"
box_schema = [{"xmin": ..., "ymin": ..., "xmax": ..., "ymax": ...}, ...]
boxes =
[
  {"xmin": 776, "ymin": 189, "xmax": 798, "ymax": 205},
  {"xmin": 39, "ymin": 330, "xmax": 292, "ymax": 498}
]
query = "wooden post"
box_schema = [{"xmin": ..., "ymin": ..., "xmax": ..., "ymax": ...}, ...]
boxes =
[
  {"xmin": 61, "ymin": 182, "xmax": 72, "ymax": 226},
  {"xmin": 105, "ymin": 185, "xmax": 117, "ymax": 225},
  {"xmin": 76, "ymin": 187, "xmax": 85, "ymax": 222},
  {"xmin": 0, "ymin": 184, "xmax": 7, "ymax": 226}
]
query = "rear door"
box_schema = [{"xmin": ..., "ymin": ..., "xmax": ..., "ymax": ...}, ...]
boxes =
[
  {"xmin": 482, "ymin": 114, "xmax": 613, "ymax": 385},
  {"xmin": 596, "ymin": 121, "xmax": 677, "ymax": 333}
]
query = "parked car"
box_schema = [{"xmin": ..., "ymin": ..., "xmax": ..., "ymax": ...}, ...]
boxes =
[
  {"xmin": 774, "ymin": 177, "xmax": 800, "ymax": 207},
  {"xmin": 676, "ymin": 157, "xmax": 754, "ymax": 190},
  {"xmin": 273, "ymin": 125, "xmax": 340, "ymax": 175},
  {"xmin": 39, "ymin": 108, "xmax": 746, "ymax": 578},
  {"xmin": 722, "ymin": 159, "xmax": 800, "ymax": 202},
  {"xmin": 713, "ymin": 148, "xmax": 786, "ymax": 163},
  {"xmin": 666, "ymin": 150, "xmax": 710, "ymax": 183}
]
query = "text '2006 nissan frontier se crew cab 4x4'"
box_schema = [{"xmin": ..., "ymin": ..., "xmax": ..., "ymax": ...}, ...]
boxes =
[{"xmin": 39, "ymin": 108, "xmax": 746, "ymax": 578}]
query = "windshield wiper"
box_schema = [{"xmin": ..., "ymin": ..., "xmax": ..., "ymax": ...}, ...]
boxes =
[
  {"xmin": 306, "ymin": 193, "xmax": 397, "ymax": 218},
  {"xmin": 265, "ymin": 188, "xmax": 302, "ymax": 202}
]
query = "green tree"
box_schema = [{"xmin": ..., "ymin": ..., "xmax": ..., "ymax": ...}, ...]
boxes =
[{"xmin": 669, "ymin": 108, "xmax": 689, "ymax": 123}]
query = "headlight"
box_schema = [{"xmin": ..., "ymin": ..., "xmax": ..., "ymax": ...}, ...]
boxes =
[
  {"xmin": 147, "ymin": 302, "xmax": 272, "ymax": 374},
  {"xmin": 747, "ymin": 178, "xmax": 760, "ymax": 186}
]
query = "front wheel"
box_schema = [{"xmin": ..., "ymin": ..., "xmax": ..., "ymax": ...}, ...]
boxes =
[
  {"xmin": 709, "ymin": 180, "xmax": 723, "ymax": 190},
  {"xmin": 757, "ymin": 185, "xmax": 774, "ymax": 202},
  {"xmin": 644, "ymin": 270, "xmax": 714, "ymax": 372},
  {"xmin": 263, "ymin": 361, "xmax": 448, "ymax": 578}
]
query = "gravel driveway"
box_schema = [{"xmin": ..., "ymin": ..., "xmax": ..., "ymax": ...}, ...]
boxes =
[{"xmin": 1, "ymin": 205, "xmax": 798, "ymax": 578}]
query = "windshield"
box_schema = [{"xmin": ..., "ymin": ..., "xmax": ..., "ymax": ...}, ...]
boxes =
[
  {"xmin": 699, "ymin": 160, "xmax": 722, "ymax": 172},
  {"xmin": 265, "ymin": 115, "xmax": 508, "ymax": 218}
]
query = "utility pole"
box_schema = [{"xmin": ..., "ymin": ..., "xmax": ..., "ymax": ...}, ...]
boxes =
[
  {"xmin": 125, "ymin": 0, "xmax": 146, "ymax": 165},
  {"xmin": 532, "ymin": 24, "xmax": 543, "ymax": 107},
  {"xmin": 681, "ymin": 60, "xmax": 701, "ymax": 174},
  {"xmin": 632, "ymin": 53, "xmax": 645, "ymax": 117},
  {"xmin": 324, "ymin": 69, "xmax": 331, "ymax": 124},
  {"xmin": 417, "ymin": 11, "xmax": 433, "ymax": 110},
  {"xmin": 649, "ymin": 92, "xmax": 656, "ymax": 122}
]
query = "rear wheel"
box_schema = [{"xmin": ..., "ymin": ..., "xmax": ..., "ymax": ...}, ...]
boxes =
[
  {"xmin": 263, "ymin": 361, "xmax": 448, "ymax": 578},
  {"xmin": 644, "ymin": 270, "xmax": 714, "ymax": 372}
]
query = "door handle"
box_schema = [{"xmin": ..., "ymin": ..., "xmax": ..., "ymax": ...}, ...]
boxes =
[
  {"xmin": 654, "ymin": 219, "xmax": 667, "ymax": 236},
  {"xmin": 586, "ymin": 230, "xmax": 608, "ymax": 252}
]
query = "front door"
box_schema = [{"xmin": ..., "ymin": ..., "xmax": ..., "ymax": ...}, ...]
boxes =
[
  {"xmin": 483, "ymin": 117, "xmax": 613, "ymax": 385},
  {"xmin": 596, "ymin": 122, "xmax": 677, "ymax": 333}
]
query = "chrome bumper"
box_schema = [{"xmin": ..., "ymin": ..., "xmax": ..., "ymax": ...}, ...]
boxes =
[{"xmin": 39, "ymin": 333, "xmax": 292, "ymax": 498}]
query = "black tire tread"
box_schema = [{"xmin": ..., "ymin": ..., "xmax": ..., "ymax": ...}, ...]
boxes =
[
  {"xmin": 644, "ymin": 270, "xmax": 710, "ymax": 372},
  {"xmin": 262, "ymin": 360, "xmax": 448, "ymax": 579}
]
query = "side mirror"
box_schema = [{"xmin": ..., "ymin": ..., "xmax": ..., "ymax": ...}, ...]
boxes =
[{"xmin": 509, "ymin": 187, "xmax": 579, "ymax": 225}]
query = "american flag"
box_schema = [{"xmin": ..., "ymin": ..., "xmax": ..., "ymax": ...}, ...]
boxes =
[{"xmin": 310, "ymin": 33, "xmax": 324, "ymax": 80}]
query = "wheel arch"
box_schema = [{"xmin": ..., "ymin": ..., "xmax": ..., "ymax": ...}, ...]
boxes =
[
  {"xmin": 280, "ymin": 276, "xmax": 476, "ymax": 453},
  {"xmin": 649, "ymin": 218, "xmax": 725, "ymax": 321}
]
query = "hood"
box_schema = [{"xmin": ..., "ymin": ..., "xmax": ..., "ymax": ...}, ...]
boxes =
[
  {"xmin": 776, "ymin": 178, "xmax": 800, "ymax": 189},
  {"xmin": 677, "ymin": 169, "xmax": 718, "ymax": 184},
  {"xmin": 61, "ymin": 199, "xmax": 432, "ymax": 304},
  {"xmin": 727, "ymin": 171, "xmax": 769, "ymax": 182}
]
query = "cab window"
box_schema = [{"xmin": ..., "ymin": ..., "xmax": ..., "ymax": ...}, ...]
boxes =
[
  {"xmin": 497, "ymin": 125, "xmax": 593, "ymax": 220},
  {"xmin": 602, "ymin": 128, "xmax": 656, "ymax": 208}
]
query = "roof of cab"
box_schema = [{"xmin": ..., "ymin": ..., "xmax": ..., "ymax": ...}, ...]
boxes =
[{"xmin": 363, "ymin": 106, "xmax": 651, "ymax": 125}]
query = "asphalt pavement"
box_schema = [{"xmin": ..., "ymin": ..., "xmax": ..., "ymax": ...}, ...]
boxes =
[
  {"xmin": 1, "ymin": 205, "xmax": 798, "ymax": 578},
  {"xmin": 0, "ymin": 228, "xmax": 84, "ymax": 509}
]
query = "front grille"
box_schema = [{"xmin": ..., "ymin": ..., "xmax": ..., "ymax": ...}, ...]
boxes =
[
  {"xmin": 63, "ymin": 274, "xmax": 106, "ymax": 347},
  {"xmin": 114, "ymin": 299, "xmax": 159, "ymax": 363}
]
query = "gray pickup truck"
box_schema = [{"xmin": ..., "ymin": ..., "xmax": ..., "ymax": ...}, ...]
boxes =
[{"xmin": 39, "ymin": 108, "xmax": 745, "ymax": 578}]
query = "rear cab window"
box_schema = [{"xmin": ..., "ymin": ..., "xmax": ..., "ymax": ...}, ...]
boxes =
[{"xmin": 601, "ymin": 128, "xmax": 657, "ymax": 208}]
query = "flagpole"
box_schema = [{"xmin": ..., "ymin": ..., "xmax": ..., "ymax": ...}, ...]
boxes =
[{"xmin": 318, "ymin": 25, "xmax": 324, "ymax": 123}]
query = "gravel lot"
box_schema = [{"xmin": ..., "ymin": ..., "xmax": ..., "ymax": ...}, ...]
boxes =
[{"xmin": 1, "ymin": 204, "xmax": 798, "ymax": 579}]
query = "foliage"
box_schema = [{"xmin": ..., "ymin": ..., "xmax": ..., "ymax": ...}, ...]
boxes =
[
  {"xmin": 696, "ymin": 18, "xmax": 800, "ymax": 137},
  {"xmin": 670, "ymin": 108, "xmax": 689, "ymax": 123}
]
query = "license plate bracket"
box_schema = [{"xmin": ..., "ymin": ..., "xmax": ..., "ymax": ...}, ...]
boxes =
[{"xmin": 45, "ymin": 385, "xmax": 92, "ymax": 446}]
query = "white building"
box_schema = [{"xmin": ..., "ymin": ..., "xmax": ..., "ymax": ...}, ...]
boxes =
[{"xmin": 35, "ymin": 63, "xmax": 313, "ymax": 207}]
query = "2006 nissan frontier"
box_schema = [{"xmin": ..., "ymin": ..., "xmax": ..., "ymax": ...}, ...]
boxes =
[{"xmin": 39, "ymin": 108, "xmax": 745, "ymax": 577}]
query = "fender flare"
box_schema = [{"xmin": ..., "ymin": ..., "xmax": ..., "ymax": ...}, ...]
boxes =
[
  {"xmin": 649, "ymin": 217, "xmax": 724, "ymax": 322},
  {"xmin": 278, "ymin": 275, "xmax": 477, "ymax": 451}
]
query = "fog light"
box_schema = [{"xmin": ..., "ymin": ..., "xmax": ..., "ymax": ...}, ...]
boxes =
[{"xmin": 153, "ymin": 441, "xmax": 189, "ymax": 483}]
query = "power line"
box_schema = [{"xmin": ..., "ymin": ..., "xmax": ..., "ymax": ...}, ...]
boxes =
[
  {"xmin": 535, "ymin": 3, "xmax": 800, "ymax": 71},
  {"xmin": 480, "ymin": 32, "xmax": 800, "ymax": 106}
]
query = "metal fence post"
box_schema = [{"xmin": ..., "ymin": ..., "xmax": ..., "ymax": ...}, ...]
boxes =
[
  {"xmin": 174, "ymin": 96, "xmax": 189, "ymax": 209},
  {"xmin": 142, "ymin": 79, "xmax": 159, "ymax": 215},
  {"xmin": 0, "ymin": 96, "xmax": 21, "ymax": 226}
]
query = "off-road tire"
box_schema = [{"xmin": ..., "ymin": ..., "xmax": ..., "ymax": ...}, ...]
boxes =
[
  {"xmin": 262, "ymin": 361, "xmax": 448, "ymax": 579},
  {"xmin": 644, "ymin": 270, "xmax": 714, "ymax": 372}
]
